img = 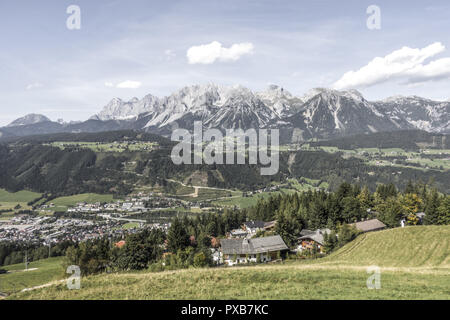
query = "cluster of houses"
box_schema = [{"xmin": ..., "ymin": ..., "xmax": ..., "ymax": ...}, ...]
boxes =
[
  {"xmin": 0, "ymin": 214, "xmax": 144, "ymax": 245},
  {"xmin": 66, "ymin": 200, "xmax": 147, "ymax": 213},
  {"xmin": 228, "ymin": 220, "xmax": 276, "ymax": 238},
  {"xmin": 243, "ymin": 186, "xmax": 281, "ymax": 197},
  {"xmin": 60, "ymin": 193, "xmax": 203, "ymax": 214},
  {"xmin": 215, "ymin": 218, "xmax": 389, "ymax": 266}
]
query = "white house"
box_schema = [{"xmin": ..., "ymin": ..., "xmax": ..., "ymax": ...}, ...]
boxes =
[
  {"xmin": 242, "ymin": 221, "xmax": 266, "ymax": 236},
  {"xmin": 219, "ymin": 235, "xmax": 288, "ymax": 266}
]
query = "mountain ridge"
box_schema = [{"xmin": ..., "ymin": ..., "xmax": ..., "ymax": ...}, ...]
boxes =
[
  {"xmin": 6, "ymin": 114, "xmax": 51, "ymax": 127},
  {"xmin": 2, "ymin": 84, "xmax": 449, "ymax": 140}
]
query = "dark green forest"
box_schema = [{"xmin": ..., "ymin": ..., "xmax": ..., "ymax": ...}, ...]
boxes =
[
  {"xmin": 0, "ymin": 130, "xmax": 449, "ymax": 196},
  {"xmin": 310, "ymin": 130, "xmax": 449, "ymax": 150}
]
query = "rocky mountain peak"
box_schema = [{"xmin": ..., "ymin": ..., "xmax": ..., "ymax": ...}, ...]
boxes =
[{"xmin": 7, "ymin": 114, "xmax": 51, "ymax": 127}]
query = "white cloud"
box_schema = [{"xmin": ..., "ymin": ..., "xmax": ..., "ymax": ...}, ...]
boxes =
[
  {"xmin": 187, "ymin": 41, "xmax": 254, "ymax": 64},
  {"xmin": 165, "ymin": 49, "xmax": 176, "ymax": 60},
  {"xmin": 104, "ymin": 82, "xmax": 114, "ymax": 87},
  {"xmin": 115, "ymin": 80, "xmax": 142, "ymax": 89},
  {"xmin": 333, "ymin": 42, "xmax": 450, "ymax": 89},
  {"xmin": 406, "ymin": 57, "xmax": 450, "ymax": 83},
  {"xmin": 26, "ymin": 82, "xmax": 43, "ymax": 90}
]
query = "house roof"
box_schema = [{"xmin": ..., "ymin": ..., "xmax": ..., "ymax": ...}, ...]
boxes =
[
  {"xmin": 115, "ymin": 240, "xmax": 126, "ymax": 248},
  {"xmin": 230, "ymin": 229, "xmax": 247, "ymax": 235},
  {"xmin": 349, "ymin": 219, "xmax": 386, "ymax": 232},
  {"xmin": 263, "ymin": 220, "xmax": 276, "ymax": 229},
  {"xmin": 220, "ymin": 235, "xmax": 288, "ymax": 255},
  {"xmin": 300, "ymin": 228, "xmax": 330, "ymax": 236},
  {"xmin": 298, "ymin": 229, "xmax": 330, "ymax": 245},
  {"xmin": 299, "ymin": 234, "xmax": 325, "ymax": 245},
  {"xmin": 299, "ymin": 229, "xmax": 316, "ymax": 237},
  {"xmin": 244, "ymin": 220, "xmax": 266, "ymax": 229},
  {"xmin": 416, "ymin": 212, "xmax": 426, "ymax": 218}
]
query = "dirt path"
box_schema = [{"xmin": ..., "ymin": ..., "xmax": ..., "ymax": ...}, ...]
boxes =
[
  {"xmin": 184, "ymin": 187, "xmax": 199, "ymax": 198},
  {"xmin": 166, "ymin": 179, "xmax": 234, "ymax": 192},
  {"xmin": 20, "ymin": 279, "xmax": 65, "ymax": 293},
  {"xmin": 7, "ymin": 268, "xmax": 38, "ymax": 274}
]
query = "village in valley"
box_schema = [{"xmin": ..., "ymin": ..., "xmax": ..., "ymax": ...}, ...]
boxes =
[{"xmin": 0, "ymin": 183, "xmax": 427, "ymax": 268}]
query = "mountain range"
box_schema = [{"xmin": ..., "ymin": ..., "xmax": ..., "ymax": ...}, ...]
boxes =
[{"xmin": 1, "ymin": 84, "xmax": 449, "ymax": 141}]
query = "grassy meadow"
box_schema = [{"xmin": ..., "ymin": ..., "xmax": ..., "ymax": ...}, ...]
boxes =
[
  {"xmin": 0, "ymin": 189, "xmax": 42, "ymax": 218},
  {"xmin": 0, "ymin": 257, "xmax": 65, "ymax": 294},
  {"xmin": 47, "ymin": 193, "xmax": 115, "ymax": 211},
  {"xmin": 9, "ymin": 264, "xmax": 450, "ymax": 300},
  {"xmin": 4, "ymin": 226, "xmax": 449, "ymax": 300},
  {"xmin": 322, "ymin": 225, "xmax": 450, "ymax": 268},
  {"xmin": 299, "ymin": 145, "xmax": 450, "ymax": 172}
]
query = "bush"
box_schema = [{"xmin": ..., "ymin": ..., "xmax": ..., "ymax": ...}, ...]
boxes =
[
  {"xmin": 193, "ymin": 252, "xmax": 208, "ymax": 268},
  {"xmin": 148, "ymin": 262, "xmax": 165, "ymax": 273}
]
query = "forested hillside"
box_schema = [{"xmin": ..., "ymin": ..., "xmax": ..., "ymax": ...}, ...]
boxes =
[
  {"xmin": 291, "ymin": 151, "xmax": 450, "ymax": 193},
  {"xmin": 0, "ymin": 130, "xmax": 449, "ymax": 196},
  {"xmin": 310, "ymin": 130, "xmax": 449, "ymax": 150}
]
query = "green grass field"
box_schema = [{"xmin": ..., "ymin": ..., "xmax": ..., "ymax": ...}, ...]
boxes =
[
  {"xmin": 322, "ymin": 225, "xmax": 450, "ymax": 268},
  {"xmin": 0, "ymin": 189, "xmax": 42, "ymax": 216},
  {"xmin": 0, "ymin": 257, "xmax": 64, "ymax": 294},
  {"xmin": 6, "ymin": 226, "xmax": 450, "ymax": 300},
  {"xmin": 194, "ymin": 189, "xmax": 233, "ymax": 201},
  {"xmin": 0, "ymin": 189, "xmax": 42, "ymax": 203},
  {"xmin": 300, "ymin": 145, "xmax": 450, "ymax": 172},
  {"xmin": 212, "ymin": 191, "xmax": 283, "ymax": 208},
  {"xmin": 121, "ymin": 222, "xmax": 140, "ymax": 230},
  {"xmin": 47, "ymin": 193, "xmax": 115, "ymax": 211},
  {"xmin": 213, "ymin": 188, "xmax": 299, "ymax": 209},
  {"xmin": 9, "ymin": 264, "xmax": 450, "ymax": 300},
  {"xmin": 213, "ymin": 195, "xmax": 261, "ymax": 208}
]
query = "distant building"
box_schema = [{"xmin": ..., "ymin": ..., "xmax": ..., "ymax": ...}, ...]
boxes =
[
  {"xmin": 220, "ymin": 235, "xmax": 288, "ymax": 266},
  {"xmin": 297, "ymin": 229, "xmax": 331, "ymax": 253},
  {"xmin": 229, "ymin": 229, "xmax": 248, "ymax": 238},
  {"xmin": 243, "ymin": 221, "xmax": 266, "ymax": 236},
  {"xmin": 263, "ymin": 221, "xmax": 277, "ymax": 232},
  {"xmin": 349, "ymin": 219, "xmax": 386, "ymax": 233},
  {"xmin": 415, "ymin": 212, "xmax": 426, "ymax": 224},
  {"xmin": 115, "ymin": 240, "xmax": 126, "ymax": 248},
  {"xmin": 210, "ymin": 248, "xmax": 221, "ymax": 265}
]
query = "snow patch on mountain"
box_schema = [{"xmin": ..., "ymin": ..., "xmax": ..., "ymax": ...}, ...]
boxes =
[
  {"xmin": 7, "ymin": 114, "xmax": 51, "ymax": 127},
  {"xmin": 88, "ymin": 84, "xmax": 450, "ymax": 136}
]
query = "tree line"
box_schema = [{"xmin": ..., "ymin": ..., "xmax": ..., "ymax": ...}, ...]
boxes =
[
  {"xmin": 245, "ymin": 181, "xmax": 449, "ymax": 247},
  {"xmin": 0, "ymin": 241, "xmax": 73, "ymax": 267}
]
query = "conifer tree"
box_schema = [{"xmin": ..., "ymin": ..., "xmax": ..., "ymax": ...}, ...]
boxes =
[
  {"xmin": 167, "ymin": 218, "xmax": 190, "ymax": 253},
  {"xmin": 424, "ymin": 189, "xmax": 441, "ymax": 225}
]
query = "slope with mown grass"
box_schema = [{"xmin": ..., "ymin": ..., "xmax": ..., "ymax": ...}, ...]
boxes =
[
  {"xmin": 321, "ymin": 225, "xmax": 450, "ymax": 268},
  {"xmin": 0, "ymin": 257, "xmax": 64, "ymax": 295},
  {"xmin": 7, "ymin": 226, "xmax": 450, "ymax": 300}
]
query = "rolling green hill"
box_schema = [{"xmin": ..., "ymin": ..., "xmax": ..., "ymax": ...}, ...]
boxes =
[
  {"xmin": 0, "ymin": 189, "xmax": 41, "ymax": 203},
  {"xmin": 310, "ymin": 130, "xmax": 450, "ymax": 150},
  {"xmin": 322, "ymin": 225, "xmax": 450, "ymax": 268},
  {"xmin": 6, "ymin": 226, "xmax": 450, "ymax": 300},
  {"xmin": 0, "ymin": 257, "xmax": 64, "ymax": 294},
  {"xmin": 0, "ymin": 188, "xmax": 42, "ymax": 216},
  {"xmin": 48, "ymin": 193, "xmax": 115, "ymax": 212}
]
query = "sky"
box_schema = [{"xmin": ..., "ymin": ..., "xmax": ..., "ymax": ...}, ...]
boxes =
[{"xmin": 1, "ymin": 0, "xmax": 450, "ymax": 125}]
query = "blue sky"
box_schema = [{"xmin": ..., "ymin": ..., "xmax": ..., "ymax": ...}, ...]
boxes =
[{"xmin": 1, "ymin": 0, "xmax": 450, "ymax": 125}]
